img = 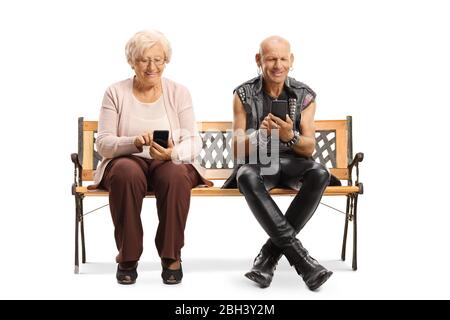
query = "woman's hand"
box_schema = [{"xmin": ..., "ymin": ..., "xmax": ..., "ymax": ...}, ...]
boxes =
[
  {"xmin": 150, "ymin": 138, "xmax": 174, "ymax": 161},
  {"xmin": 134, "ymin": 132, "xmax": 152, "ymax": 151}
]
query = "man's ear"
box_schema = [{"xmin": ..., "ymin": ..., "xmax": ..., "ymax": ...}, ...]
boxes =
[
  {"xmin": 290, "ymin": 53, "xmax": 294, "ymax": 67},
  {"xmin": 255, "ymin": 53, "xmax": 261, "ymax": 67}
]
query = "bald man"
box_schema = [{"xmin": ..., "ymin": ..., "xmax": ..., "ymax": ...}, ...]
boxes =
[{"xmin": 222, "ymin": 36, "xmax": 334, "ymax": 290}]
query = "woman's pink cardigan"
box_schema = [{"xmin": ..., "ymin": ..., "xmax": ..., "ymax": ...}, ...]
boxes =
[{"xmin": 90, "ymin": 77, "xmax": 212, "ymax": 188}]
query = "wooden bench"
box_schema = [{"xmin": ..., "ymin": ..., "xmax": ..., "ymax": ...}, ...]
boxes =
[{"xmin": 71, "ymin": 116, "xmax": 364, "ymax": 274}]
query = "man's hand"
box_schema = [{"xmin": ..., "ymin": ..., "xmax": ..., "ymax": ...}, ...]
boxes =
[
  {"xmin": 260, "ymin": 114, "xmax": 280, "ymax": 136},
  {"xmin": 268, "ymin": 114, "xmax": 294, "ymax": 142},
  {"xmin": 150, "ymin": 138, "xmax": 174, "ymax": 161}
]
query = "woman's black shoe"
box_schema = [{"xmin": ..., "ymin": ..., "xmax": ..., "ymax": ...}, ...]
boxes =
[
  {"xmin": 161, "ymin": 262, "xmax": 183, "ymax": 285},
  {"xmin": 116, "ymin": 262, "xmax": 138, "ymax": 285}
]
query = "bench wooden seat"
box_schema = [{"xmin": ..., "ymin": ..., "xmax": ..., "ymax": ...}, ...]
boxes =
[
  {"xmin": 75, "ymin": 185, "xmax": 361, "ymax": 196},
  {"xmin": 71, "ymin": 117, "xmax": 363, "ymax": 274}
]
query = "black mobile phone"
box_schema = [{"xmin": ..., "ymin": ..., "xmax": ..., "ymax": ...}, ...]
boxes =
[
  {"xmin": 153, "ymin": 130, "xmax": 169, "ymax": 148},
  {"xmin": 271, "ymin": 100, "xmax": 288, "ymax": 120}
]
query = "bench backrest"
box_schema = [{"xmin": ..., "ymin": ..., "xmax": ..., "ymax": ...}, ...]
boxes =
[{"xmin": 77, "ymin": 117, "xmax": 353, "ymax": 182}]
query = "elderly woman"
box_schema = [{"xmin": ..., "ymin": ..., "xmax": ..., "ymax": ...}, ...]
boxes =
[{"xmin": 92, "ymin": 30, "xmax": 211, "ymax": 285}]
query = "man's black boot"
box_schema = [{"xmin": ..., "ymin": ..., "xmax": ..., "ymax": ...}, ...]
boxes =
[
  {"xmin": 284, "ymin": 239, "xmax": 333, "ymax": 290},
  {"xmin": 294, "ymin": 254, "xmax": 332, "ymax": 290},
  {"xmin": 245, "ymin": 245, "xmax": 282, "ymax": 288}
]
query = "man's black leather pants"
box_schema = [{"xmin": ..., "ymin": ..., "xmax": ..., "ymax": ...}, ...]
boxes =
[{"xmin": 237, "ymin": 157, "xmax": 332, "ymax": 288}]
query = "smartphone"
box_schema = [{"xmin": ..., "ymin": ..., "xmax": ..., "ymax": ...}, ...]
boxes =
[
  {"xmin": 271, "ymin": 100, "xmax": 288, "ymax": 120},
  {"xmin": 153, "ymin": 130, "xmax": 169, "ymax": 148}
]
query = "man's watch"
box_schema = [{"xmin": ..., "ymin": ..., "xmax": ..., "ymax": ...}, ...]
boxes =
[{"xmin": 281, "ymin": 130, "xmax": 300, "ymax": 149}]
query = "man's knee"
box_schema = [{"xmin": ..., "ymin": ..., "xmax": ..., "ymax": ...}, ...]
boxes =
[
  {"xmin": 304, "ymin": 165, "xmax": 330, "ymax": 187},
  {"xmin": 236, "ymin": 165, "xmax": 261, "ymax": 188}
]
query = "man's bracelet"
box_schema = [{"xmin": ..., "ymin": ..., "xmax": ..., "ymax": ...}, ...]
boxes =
[{"xmin": 281, "ymin": 131, "xmax": 300, "ymax": 149}]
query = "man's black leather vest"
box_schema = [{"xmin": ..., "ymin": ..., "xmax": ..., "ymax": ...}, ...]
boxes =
[
  {"xmin": 222, "ymin": 76, "xmax": 317, "ymax": 189},
  {"xmin": 235, "ymin": 76, "xmax": 316, "ymax": 133}
]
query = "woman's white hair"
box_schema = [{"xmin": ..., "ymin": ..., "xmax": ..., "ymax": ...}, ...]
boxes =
[{"xmin": 125, "ymin": 30, "xmax": 172, "ymax": 66}]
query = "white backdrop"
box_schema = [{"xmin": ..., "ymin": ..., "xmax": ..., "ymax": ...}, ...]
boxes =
[{"xmin": 1, "ymin": 0, "xmax": 449, "ymax": 299}]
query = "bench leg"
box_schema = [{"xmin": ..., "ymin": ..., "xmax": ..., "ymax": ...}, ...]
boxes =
[
  {"xmin": 352, "ymin": 195, "xmax": 358, "ymax": 271},
  {"xmin": 341, "ymin": 195, "xmax": 351, "ymax": 261},
  {"xmin": 80, "ymin": 197, "xmax": 86, "ymax": 264},
  {"xmin": 74, "ymin": 194, "xmax": 81, "ymax": 274}
]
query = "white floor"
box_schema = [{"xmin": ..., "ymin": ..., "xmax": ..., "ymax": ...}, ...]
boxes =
[{"xmin": 2, "ymin": 194, "xmax": 449, "ymax": 300}]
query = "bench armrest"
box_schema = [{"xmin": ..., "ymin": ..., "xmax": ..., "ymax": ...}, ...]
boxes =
[
  {"xmin": 71, "ymin": 153, "xmax": 83, "ymax": 194},
  {"xmin": 349, "ymin": 152, "xmax": 364, "ymax": 171},
  {"xmin": 348, "ymin": 152, "xmax": 364, "ymax": 193}
]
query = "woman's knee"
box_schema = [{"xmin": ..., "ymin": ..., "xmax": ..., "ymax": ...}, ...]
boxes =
[
  {"xmin": 109, "ymin": 157, "xmax": 147, "ymax": 186},
  {"xmin": 154, "ymin": 163, "xmax": 192, "ymax": 190}
]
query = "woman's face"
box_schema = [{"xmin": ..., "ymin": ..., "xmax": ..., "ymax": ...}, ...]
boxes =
[{"xmin": 133, "ymin": 43, "xmax": 166, "ymax": 87}]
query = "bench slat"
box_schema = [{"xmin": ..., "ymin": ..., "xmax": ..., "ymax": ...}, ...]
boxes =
[
  {"xmin": 80, "ymin": 167, "xmax": 349, "ymax": 181},
  {"xmin": 75, "ymin": 185, "xmax": 360, "ymax": 197},
  {"xmin": 82, "ymin": 131, "xmax": 94, "ymax": 170}
]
